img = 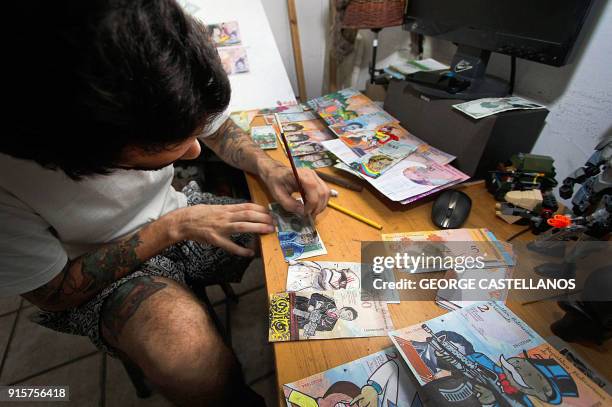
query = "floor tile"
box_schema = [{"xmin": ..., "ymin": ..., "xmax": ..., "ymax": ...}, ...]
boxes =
[
  {"xmin": 230, "ymin": 288, "xmax": 275, "ymax": 383},
  {"xmin": 105, "ymin": 356, "xmax": 173, "ymax": 407},
  {"xmin": 0, "ymin": 310, "xmax": 97, "ymax": 384},
  {"xmin": 0, "ymin": 312, "xmax": 18, "ymax": 364},
  {"xmin": 0, "ymin": 296, "xmax": 21, "ymax": 316},
  {"xmin": 252, "ymin": 374, "xmax": 280, "ymax": 407},
  {"xmin": 205, "ymin": 257, "xmax": 265, "ymax": 304},
  {"xmin": 13, "ymin": 353, "xmax": 101, "ymax": 407},
  {"xmin": 233, "ymin": 258, "xmax": 266, "ymax": 295}
]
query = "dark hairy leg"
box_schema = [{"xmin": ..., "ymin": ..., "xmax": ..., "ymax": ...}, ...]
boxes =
[{"xmin": 100, "ymin": 276, "xmax": 264, "ymax": 406}]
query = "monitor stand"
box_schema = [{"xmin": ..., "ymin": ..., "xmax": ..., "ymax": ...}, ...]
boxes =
[{"xmin": 406, "ymin": 45, "xmax": 510, "ymax": 100}]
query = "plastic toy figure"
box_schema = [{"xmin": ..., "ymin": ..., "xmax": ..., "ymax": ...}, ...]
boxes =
[{"xmin": 527, "ymin": 136, "xmax": 611, "ymax": 344}]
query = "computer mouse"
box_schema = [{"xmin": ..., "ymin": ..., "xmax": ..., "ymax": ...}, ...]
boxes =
[{"xmin": 431, "ymin": 189, "xmax": 472, "ymax": 229}]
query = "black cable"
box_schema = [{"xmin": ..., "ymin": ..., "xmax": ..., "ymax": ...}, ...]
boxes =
[
  {"xmin": 509, "ymin": 56, "xmax": 516, "ymax": 95},
  {"xmin": 506, "ymin": 226, "xmax": 531, "ymax": 242}
]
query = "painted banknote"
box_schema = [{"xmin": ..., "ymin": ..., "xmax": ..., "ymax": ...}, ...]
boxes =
[
  {"xmin": 268, "ymin": 289, "xmax": 394, "ymax": 342},
  {"xmin": 283, "ymin": 346, "xmax": 422, "ymax": 407},
  {"xmin": 389, "ymin": 301, "xmax": 611, "ymax": 406},
  {"xmin": 250, "ymin": 125, "xmax": 277, "ymax": 150},
  {"xmin": 453, "ymin": 96, "xmax": 545, "ymax": 119},
  {"xmin": 269, "ymin": 201, "xmax": 327, "ymax": 261}
]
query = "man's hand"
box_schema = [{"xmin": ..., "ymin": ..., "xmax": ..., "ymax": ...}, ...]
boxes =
[
  {"xmin": 173, "ymin": 203, "xmax": 275, "ymax": 256},
  {"xmin": 202, "ymin": 118, "xmax": 330, "ymax": 217},
  {"xmin": 259, "ymin": 161, "xmax": 331, "ymax": 217}
]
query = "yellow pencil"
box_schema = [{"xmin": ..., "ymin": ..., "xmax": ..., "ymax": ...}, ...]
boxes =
[{"xmin": 327, "ymin": 201, "xmax": 383, "ymax": 230}]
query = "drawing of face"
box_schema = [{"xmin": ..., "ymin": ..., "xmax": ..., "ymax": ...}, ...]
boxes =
[
  {"xmin": 287, "ymin": 133, "xmax": 309, "ymax": 143},
  {"xmin": 367, "ymin": 156, "xmax": 393, "ymax": 172},
  {"xmin": 500, "ymin": 356, "xmax": 554, "ymax": 402},
  {"xmin": 235, "ymin": 58, "xmax": 246, "ymax": 71},
  {"xmin": 311, "ymin": 159, "xmax": 334, "ymax": 168},
  {"xmin": 284, "ymin": 123, "xmax": 304, "ymax": 132},
  {"xmin": 294, "ymin": 142, "xmax": 323, "ymax": 155},
  {"xmin": 342, "ymin": 122, "xmax": 363, "ymax": 132},
  {"xmin": 316, "ymin": 268, "xmax": 359, "ymax": 290},
  {"xmin": 403, "ymin": 165, "xmax": 449, "ymax": 186},
  {"xmin": 338, "ymin": 307, "xmax": 357, "ymax": 321}
]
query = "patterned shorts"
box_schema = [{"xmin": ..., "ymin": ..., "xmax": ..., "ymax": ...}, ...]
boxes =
[{"xmin": 32, "ymin": 181, "xmax": 254, "ymax": 356}]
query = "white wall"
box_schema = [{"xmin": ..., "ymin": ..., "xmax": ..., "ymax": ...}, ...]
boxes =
[
  {"xmin": 427, "ymin": 0, "xmax": 612, "ymax": 187},
  {"xmin": 260, "ymin": 0, "xmax": 329, "ymax": 100}
]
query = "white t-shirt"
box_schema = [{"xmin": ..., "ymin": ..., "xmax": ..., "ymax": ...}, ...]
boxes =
[{"xmin": 0, "ymin": 112, "xmax": 228, "ymax": 297}]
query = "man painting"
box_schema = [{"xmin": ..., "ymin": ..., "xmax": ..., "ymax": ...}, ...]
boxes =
[{"xmin": 3, "ymin": 1, "xmax": 330, "ymax": 405}]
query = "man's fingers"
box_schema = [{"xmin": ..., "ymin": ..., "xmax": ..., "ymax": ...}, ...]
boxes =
[
  {"xmin": 274, "ymin": 187, "xmax": 305, "ymax": 215},
  {"xmin": 229, "ymin": 221, "xmax": 275, "ymax": 235},
  {"xmin": 230, "ymin": 210, "xmax": 274, "ymax": 225},
  {"xmin": 226, "ymin": 202, "xmax": 270, "ymax": 214},
  {"xmin": 208, "ymin": 234, "xmax": 254, "ymax": 257},
  {"xmin": 301, "ymin": 172, "xmax": 330, "ymax": 216}
]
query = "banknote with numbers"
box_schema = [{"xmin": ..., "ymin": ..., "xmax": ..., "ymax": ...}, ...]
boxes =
[
  {"xmin": 282, "ymin": 346, "xmax": 422, "ymax": 407},
  {"xmin": 269, "ymin": 201, "xmax": 327, "ymax": 261},
  {"xmin": 453, "ymin": 96, "xmax": 545, "ymax": 119},
  {"xmin": 268, "ymin": 289, "xmax": 394, "ymax": 342},
  {"xmin": 389, "ymin": 301, "xmax": 611, "ymax": 406}
]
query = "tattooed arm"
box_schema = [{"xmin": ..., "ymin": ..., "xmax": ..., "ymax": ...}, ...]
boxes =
[
  {"xmin": 22, "ymin": 200, "xmax": 275, "ymax": 312},
  {"xmin": 21, "ymin": 215, "xmax": 181, "ymax": 312},
  {"xmin": 202, "ymin": 119, "xmax": 331, "ymax": 216}
]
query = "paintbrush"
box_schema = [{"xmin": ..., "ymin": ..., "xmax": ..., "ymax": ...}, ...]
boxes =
[{"xmin": 274, "ymin": 113, "xmax": 308, "ymax": 208}]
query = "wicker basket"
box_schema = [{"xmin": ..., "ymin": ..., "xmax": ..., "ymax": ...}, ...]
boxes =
[{"xmin": 341, "ymin": 0, "xmax": 406, "ymax": 29}]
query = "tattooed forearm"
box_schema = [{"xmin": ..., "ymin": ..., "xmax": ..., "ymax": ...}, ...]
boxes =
[
  {"xmin": 202, "ymin": 119, "xmax": 279, "ymax": 174},
  {"xmin": 23, "ymin": 232, "xmax": 146, "ymax": 312}
]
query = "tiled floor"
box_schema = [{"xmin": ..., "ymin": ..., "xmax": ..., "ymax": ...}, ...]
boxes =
[{"xmin": 0, "ymin": 259, "xmax": 279, "ymax": 406}]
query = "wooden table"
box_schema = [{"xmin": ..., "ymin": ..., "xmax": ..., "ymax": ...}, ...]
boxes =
[{"xmin": 243, "ymin": 118, "xmax": 612, "ymax": 405}]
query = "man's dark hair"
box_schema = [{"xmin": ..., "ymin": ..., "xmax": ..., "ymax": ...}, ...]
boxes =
[{"xmin": 6, "ymin": 0, "xmax": 230, "ymax": 179}]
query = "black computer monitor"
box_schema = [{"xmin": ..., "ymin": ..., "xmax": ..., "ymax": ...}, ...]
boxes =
[{"xmin": 403, "ymin": 0, "xmax": 595, "ymax": 99}]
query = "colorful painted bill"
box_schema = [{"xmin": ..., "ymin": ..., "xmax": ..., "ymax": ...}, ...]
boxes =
[
  {"xmin": 290, "ymin": 141, "xmax": 327, "ymax": 157},
  {"xmin": 349, "ymin": 140, "xmax": 417, "ymax": 178},
  {"xmin": 283, "ymin": 347, "xmax": 423, "ymax": 407},
  {"xmin": 217, "ymin": 46, "xmax": 249, "ymax": 75},
  {"xmin": 329, "ymin": 111, "xmax": 398, "ymax": 137},
  {"xmin": 277, "ymin": 111, "xmax": 317, "ymax": 123},
  {"xmin": 282, "ymin": 120, "xmax": 325, "ymax": 133},
  {"xmin": 268, "ymin": 289, "xmax": 394, "ymax": 342},
  {"xmin": 293, "ymin": 151, "xmax": 336, "ymax": 169},
  {"xmin": 322, "ymin": 139, "xmax": 468, "ymax": 203},
  {"xmin": 250, "ymin": 125, "xmax": 277, "ymax": 150},
  {"xmin": 285, "ymin": 129, "xmax": 335, "ymax": 148},
  {"xmin": 453, "ymin": 96, "xmax": 546, "ymax": 119},
  {"xmin": 269, "ymin": 201, "xmax": 327, "ymax": 261},
  {"xmin": 286, "ymin": 260, "xmax": 399, "ymax": 303},
  {"xmin": 308, "ymin": 88, "xmax": 390, "ymax": 125},
  {"xmin": 286, "ymin": 261, "xmax": 363, "ymax": 292},
  {"xmin": 389, "ymin": 301, "xmax": 611, "ymax": 406},
  {"xmin": 382, "ymin": 228, "xmax": 515, "ymax": 270},
  {"xmin": 207, "ymin": 21, "xmax": 241, "ymax": 47}
]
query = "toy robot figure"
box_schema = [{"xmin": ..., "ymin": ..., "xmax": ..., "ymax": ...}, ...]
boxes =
[
  {"xmin": 488, "ymin": 153, "xmax": 559, "ymax": 232},
  {"xmin": 528, "ymin": 136, "xmax": 611, "ymax": 344}
]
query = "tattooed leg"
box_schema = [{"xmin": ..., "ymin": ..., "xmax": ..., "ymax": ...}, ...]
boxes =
[
  {"xmin": 100, "ymin": 276, "xmax": 167, "ymax": 342},
  {"xmin": 100, "ymin": 277, "xmax": 244, "ymax": 405}
]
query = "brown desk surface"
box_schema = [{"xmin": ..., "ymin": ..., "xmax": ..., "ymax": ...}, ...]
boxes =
[{"xmin": 243, "ymin": 117, "xmax": 611, "ymax": 405}]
